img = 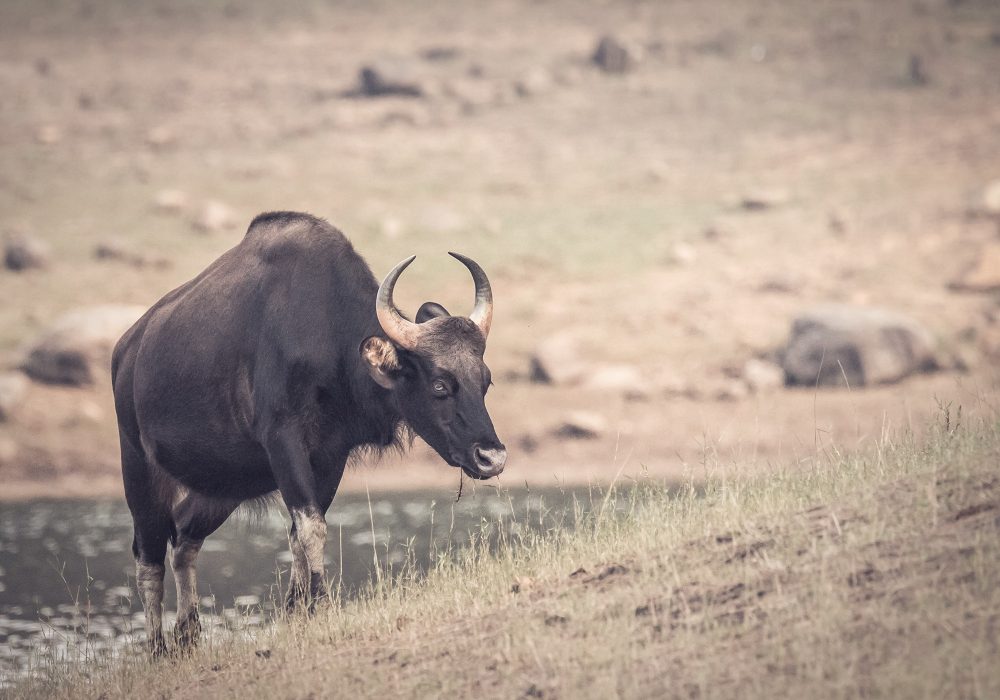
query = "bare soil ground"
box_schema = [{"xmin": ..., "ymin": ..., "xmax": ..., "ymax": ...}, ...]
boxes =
[{"xmin": 1, "ymin": 0, "xmax": 999, "ymax": 498}]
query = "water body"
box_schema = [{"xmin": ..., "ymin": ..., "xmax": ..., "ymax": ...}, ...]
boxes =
[{"xmin": 0, "ymin": 486, "xmax": 602, "ymax": 685}]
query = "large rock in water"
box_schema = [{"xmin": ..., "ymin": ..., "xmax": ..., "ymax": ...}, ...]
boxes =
[
  {"xmin": 783, "ymin": 306, "xmax": 938, "ymax": 387},
  {"xmin": 21, "ymin": 305, "xmax": 146, "ymax": 385}
]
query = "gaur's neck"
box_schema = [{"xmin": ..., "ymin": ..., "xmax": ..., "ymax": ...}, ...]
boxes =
[{"xmin": 347, "ymin": 343, "xmax": 405, "ymax": 451}]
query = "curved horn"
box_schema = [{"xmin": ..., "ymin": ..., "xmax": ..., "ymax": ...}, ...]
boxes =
[
  {"xmin": 449, "ymin": 252, "xmax": 493, "ymax": 340},
  {"xmin": 376, "ymin": 256, "xmax": 422, "ymax": 350}
]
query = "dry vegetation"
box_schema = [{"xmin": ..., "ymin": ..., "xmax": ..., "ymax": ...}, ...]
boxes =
[
  {"xmin": 2, "ymin": 0, "xmax": 1000, "ymax": 496},
  {"xmin": 7, "ymin": 405, "xmax": 999, "ymax": 699},
  {"xmin": 3, "ymin": 1, "xmax": 1000, "ymax": 691}
]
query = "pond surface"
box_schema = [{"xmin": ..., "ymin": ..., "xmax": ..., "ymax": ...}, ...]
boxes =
[{"xmin": 0, "ymin": 486, "xmax": 599, "ymax": 685}]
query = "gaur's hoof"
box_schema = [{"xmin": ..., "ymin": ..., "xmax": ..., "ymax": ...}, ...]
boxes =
[
  {"xmin": 173, "ymin": 610, "xmax": 202, "ymax": 650},
  {"xmin": 284, "ymin": 578, "xmax": 329, "ymax": 615},
  {"xmin": 149, "ymin": 632, "xmax": 169, "ymax": 658}
]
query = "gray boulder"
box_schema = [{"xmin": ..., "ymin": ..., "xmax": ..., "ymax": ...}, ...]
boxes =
[
  {"xmin": 783, "ymin": 305, "xmax": 938, "ymax": 387},
  {"xmin": 4, "ymin": 234, "xmax": 51, "ymax": 271},
  {"xmin": 21, "ymin": 305, "xmax": 146, "ymax": 385}
]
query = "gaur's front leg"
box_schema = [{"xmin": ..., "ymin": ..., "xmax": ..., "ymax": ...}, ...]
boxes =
[{"xmin": 266, "ymin": 424, "xmax": 346, "ymax": 611}]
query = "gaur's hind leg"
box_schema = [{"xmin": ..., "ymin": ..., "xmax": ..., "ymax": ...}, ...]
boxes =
[
  {"xmin": 170, "ymin": 494, "xmax": 239, "ymax": 648},
  {"xmin": 121, "ymin": 439, "xmax": 173, "ymax": 656}
]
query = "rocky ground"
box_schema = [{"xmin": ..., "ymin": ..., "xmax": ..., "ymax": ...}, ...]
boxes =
[{"xmin": 1, "ymin": 0, "xmax": 999, "ymax": 498}]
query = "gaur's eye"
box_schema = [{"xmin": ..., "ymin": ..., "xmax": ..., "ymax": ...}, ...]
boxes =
[{"xmin": 432, "ymin": 379, "xmax": 449, "ymax": 396}]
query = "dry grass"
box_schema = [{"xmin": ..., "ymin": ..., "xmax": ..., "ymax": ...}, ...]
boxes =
[{"xmin": 10, "ymin": 406, "xmax": 1000, "ymax": 699}]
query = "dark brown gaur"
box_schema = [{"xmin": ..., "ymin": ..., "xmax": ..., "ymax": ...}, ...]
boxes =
[{"xmin": 112, "ymin": 212, "xmax": 506, "ymax": 654}]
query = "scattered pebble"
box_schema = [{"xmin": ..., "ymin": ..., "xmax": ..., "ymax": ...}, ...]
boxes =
[
  {"xmin": 979, "ymin": 180, "xmax": 1000, "ymax": 216},
  {"xmin": 192, "ymin": 200, "xmax": 238, "ymax": 234},
  {"xmin": 740, "ymin": 188, "xmax": 791, "ymax": 210},
  {"xmin": 34, "ymin": 124, "xmax": 62, "ymax": 145},
  {"xmin": 0, "ymin": 372, "xmax": 29, "ymax": 422},
  {"xmin": 592, "ymin": 35, "xmax": 635, "ymax": 73},
  {"xmin": 554, "ymin": 411, "xmax": 606, "ymax": 439},
  {"xmin": 949, "ymin": 242, "xmax": 1000, "ymax": 293},
  {"xmin": 742, "ymin": 358, "xmax": 785, "ymax": 392},
  {"xmin": 530, "ymin": 333, "xmax": 587, "ymax": 386},
  {"xmin": 145, "ymin": 125, "xmax": 176, "ymax": 149},
  {"xmin": 153, "ymin": 189, "xmax": 189, "ymax": 214},
  {"xmin": 4, "ymin": 234, "xmax": 51, "ymax": 271}
]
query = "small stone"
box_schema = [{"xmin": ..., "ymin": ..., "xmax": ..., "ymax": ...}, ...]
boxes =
[
  {"xmin": 192, "ymin": 201, "xmax": 237, "ymax": 234},
  {"xmin": 420, "ymin": 46, "xmax": 460, "ymax": 62},
  {"xmin": 743, "ymin": 358, "xmax": 785, "ymax": 392},
  {"xmin": 756, "ymin": 274, "xmax": 801, "ymax": 294},
  {"xmin": 908, "ymin": 54, "xmax": 928, "ymax": 86},
  {"xmin": 0, "ymin": 437, "xmax": 18, "ymax": 465},
  {"xmin": 515, "ymin": 68, "xmax": 553, "ymax": 97},
  {"xmin": 583, "ymin": 364, "xmax": 648, "ymax": 398},
  {"xmin": 153, "ymin": 189, "xmax": 188, "ymax": 214},
  {"xmin": 145, "ymin": 125, "xmax": 176, "ymax": 149},
  {"xmin": 358, "ymin": 60, "xmax": 425, "ymax": 97},
  {"xmin": 378, "ymin": 103, "xmax": 431, "ymax": 127},
  {"xmin": 828, "ymin": 211, "xmax": 847, "ymax": 235},
  {"xmin": 77, "ymin": 400, "xmax": 104, "ymax": 424},
  {"xmin": 669, "ymin": 242, "xmax": 697, "ymax": 265},
  {"xmin": 713, "ymin": 379, "xmax": 749, "ymax": 401},
  {"xmin": 645, "ymin": 161, "xmax": 670, "ymax": 183},
  {"xmin": 35, "ymin": 124, "xmax": 62, "ymax": 145},
  {"xmin": 657, "ymin": 370, "xmax": 697, "ymax": 398},
  {"xmin": 554, "ymin": 411, "xmax": 606, "ymax": 439},
  {"xmin": 980, "ymin": 180, "xmax": 1000, "ymax": 216},
  {"xmin": 93, "ymin": 239, "xmax": 168, "ymax": 269},
  {"xmin": 740, "ymin": 188, "xmax": 791, "ymax": 210},
  {"xmin": 592, "ymin": 35, "xmax": 635, "ymax": 73},
  {"xmin": 93, "ymin": 238, "xmax": 133, "ymax": 262},
  {"xmin": 445, "ymin": 79, "xmax": 497, "ymax": 111},
  {"xmin": 0, "ymin": 372, "xmax": 29, "ymax": 421},
  {"xmin": 4, "ymin": 234, "xmax": 51, "ymax": 271},
  {"xmin": 530, "ymin": 333, "xmax": 587, "ymax": 385},
  {"xmin": 949, "ymin": 243, "xmax": 1000, "ymax": 293}
]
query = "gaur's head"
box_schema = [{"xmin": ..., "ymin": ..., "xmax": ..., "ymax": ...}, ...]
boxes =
[{"xmin": 360, "ymin": 253, "xmax": 507, "ymax": 480}]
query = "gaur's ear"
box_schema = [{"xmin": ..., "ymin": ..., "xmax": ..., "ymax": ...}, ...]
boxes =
[
  {"xmin": 416, "ymin": 302, "xmax": 450, "ymax": 324},
  {"xmin": 360, "ymin": 336, "xmax": 402, "ymax": 389}
]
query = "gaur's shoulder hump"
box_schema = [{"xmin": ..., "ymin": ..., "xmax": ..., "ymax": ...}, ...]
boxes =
[{"xmin": 244, "ymin": 211, "xmax": 353, "ymax": 262}]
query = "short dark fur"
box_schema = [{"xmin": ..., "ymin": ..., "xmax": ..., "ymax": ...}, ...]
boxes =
[{"xmin": 113, "ymin": 212, "xmax": 504, "ymax": 647}]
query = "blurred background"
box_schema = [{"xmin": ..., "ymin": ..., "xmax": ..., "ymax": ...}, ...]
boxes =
[{"xmin": 1, "ymin": 0, "xmax": 999, "ymax": 679}]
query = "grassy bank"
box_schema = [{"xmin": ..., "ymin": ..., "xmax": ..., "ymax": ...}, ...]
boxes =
[{"xmin": 13, "ymin": 407, "xmax": 1000, "ymax": 699}]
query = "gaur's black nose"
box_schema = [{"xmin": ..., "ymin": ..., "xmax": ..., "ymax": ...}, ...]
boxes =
[{"xmin": 472, "ymin": 443, "xmax": 507, "ymax": 476}]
